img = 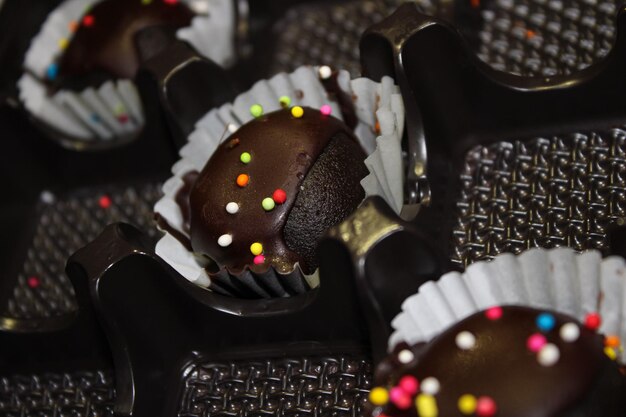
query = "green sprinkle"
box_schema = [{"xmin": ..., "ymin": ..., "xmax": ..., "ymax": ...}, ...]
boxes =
[
  {"xmin": 262, "ymin": 197, "xmax": 275, "ymax": 211},
  {"xmin": 240, "ymin": 152, "xmax": 251, "ymax": 164},
  {"xmin": 250, "ymin": 104, "xmax": 263, "ymax": 118},
  {"xmin": 279, "ymin": 96, "xmax": 291, "ymax": 107}
]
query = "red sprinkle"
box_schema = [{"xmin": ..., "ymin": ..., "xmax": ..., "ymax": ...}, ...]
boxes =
[
  {"xmin": 389, "ymin": 387, "xmax": 411, "ymax": 410},
  {"xmin": 476, "ymin": 396, "xmax": 497, "ymax": 417},
  {"xmin": 273, "ymin": 189, "xmax": 287, "ymax": 204},
  {"xmin": 253, "ymin": 255, "xmax": 265, "ymax": 265},
  {"xmin": 470, "ymin": 0, "xmax": 480, "ymax": 8},
  {"xmin": 398, "ymin": 375, "xmax": 419, "ymax": 396},
  {"xmin": 83, "ymin": 15, "xmax": 95, "ymax": 26},
  {"xmin": 485, "ymin": 306, "xmax": 503, "ymax": 321},
  {"xmin": 117, "ymin": 114, "xmax": 129, "ymax": 124},
  {"xmin": 585, "ymin": 312, "xmax": 602, "ymax": 331},
  {"xmin": 99, "ymin": 195, "xmax": 112, "ymax": 209},
  {"xmin": 163, "ymin": 0, "xmax": 178, "ymax": 4},
  {"xmin": 27, "ymin": 276, "xmax": 40, "ymax": 289}
]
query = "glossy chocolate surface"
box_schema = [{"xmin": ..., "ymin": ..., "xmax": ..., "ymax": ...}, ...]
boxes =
[
  {"xmin": 372, "ymin": 306, "xmax": 626, "ymax": 417},
  {"xmin": 58, "ymin": 0, "xmax": 194, "ymax": 81},
  {"xmin": 189, "ymin": 107, "xmax": 367, "ymax": 275}
]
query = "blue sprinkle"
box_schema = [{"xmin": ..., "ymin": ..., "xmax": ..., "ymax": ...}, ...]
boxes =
[
  {"xmin": 90, "ymin": 113, "xmax": 101, "ymax": 123},
  {"xmin": 46, "ymin": 63, "xmax": 59, "ymax": 80},
  {"xmin": 537, "ymin": 313, "xmax": 556, "ymax": 332}
]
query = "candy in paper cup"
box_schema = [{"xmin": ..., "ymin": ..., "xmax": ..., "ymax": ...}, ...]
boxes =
[
  {"xmin": 389, "ymin": 247, "xmax": 626, "ymax": 362},
  {"xmin": 18, "ymin": 0, "xmax": 236, "ymax": 143},
  {"xmin": 154, "ymin": 65, "xmax": 405, "ymax": 297}
]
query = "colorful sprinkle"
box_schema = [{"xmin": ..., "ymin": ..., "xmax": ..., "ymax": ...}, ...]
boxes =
[
  {"xmin": 226, "ymin": 202, "xmax": 239, "ymax": 214},
  {"xmin": 476, "ymin": 396, "xmax": 497, "ymax": 417},
  {"xmin": 164, "ymin": 0, "xmax": 179, "ymax": 4},
  {"xmin": 584, "ymin": 312, "xmax": 601, "ymax": 331},
  {"xmin": 291, "ymin": 106, "xmax": 304, "ymax": 118},
  {"xmin": 117, "ymin": 114, "xmax": 129, "ymax": 124},
  {"xmin": 605, "ymin": 335, "xmax": 621, "ymax": 348},
  {"xmin": 58, "ymin": 38, "xmax": 69, "ymax": 49},
  {"xmin": 273, "ymin": 189, "xmax": 287, "ymax": 204},
  {"xmin": 458, "ymin": 395, "xmax": 477, "ymax": 415},
  {"xmin": 236, "ymin": 174, "xmax": 249, "ymax": 187},
  {"xmin": 262, "ymin": 198, "xmax": 275, "ymax": 211},
  {"xmin": 250, "ymin": 104, "xmax": 263, "ymax": 118},
  {"xmin": 90, "ymin": 113, "xmax": 101, "ymax": 123},
  {"xmin": 217, "ymin": 234, "xmax": 232, "ymax": 247},
  {"xmin": 485, "ymin": 306, "xmax": 503, "ymax": 320},
  {"xmin": 253, "ymin": 255, "xmax": 265, "ymax": 265},
  {"xmin": 368, "ymin": 387, "xmax": 389, "ymax": 406},
  {"xmin": 83, "ymin": 15, "xmax": 95, "ymax": 26},
  {"xmin": 240, "ymin": 152, "xmax": 252, "ymax": 164},
  {"xmin": 318, "ymin": 65, "xmax": 332, "ymax": 80},
  {"xmin": 68, "ymin": 20, "xmax": 79, "ymax": 32},
  {"xmin": 389, "ymin": 387, "xmax": 411, "ymax": 410},
  {"xmin": 415, "ymin": 394, "xmax": 438, "ymax": 417},
  {"xmin": 227, "ymin": 123, "xmax": 238, "ymax": 133},
  {"xmin": 605, "ymin": 346, "xmax": 618, "ymax": 361},
  {"xmin": 250, "ymin": 242, "xmax": 263, "ymax": 256},
  {"xmin": 114, "ymin": 103, "xmax": 125, "ymax": 115},
  {"xmin": 320, "ymin": 104, "xmax": 332, "ymax": 116},
  {"xmin": 536, "ymin": 313, "xmax": 556, "ymax": 332},
  {"xmin": 142, "ymin": 0, "xmax": 153, "ymax": 4},
  {"xmin": 421, "ymin": 377, "xmax": 440, "ymax": 395},
  {"xmin": 455, "ymin": 331, "xmax": 476, "ymax": 350},
  {"xmin": 560, "ymin": 323, "xmax": 580, "ymax": 342},
  {"xmin": 27, "ymin": 276, "xmax": 40, "ymax": 289},
  {"xmin": 98, "ymin": 195, "xmax": 111, "ymax": 208},
  {"xmin": 227, "ymin": 138, "xmax": 240, "ymax": 148},
  {"xmin": 398, "ymin": 375, "xmax": 419, "ymax": 396},
  {"xmin": 279, "ymin": 96, "xmax": 291, "ymax": 107},
  {"xmin": 537, "ymin": 343, "xmax": 560, "ymax": 366},
  {"xmin": 47, "ymin": 63, "xmax": 59, "ymax": 80},
  {"xmin": 527, "ymin": 333, "xmax": 547, "ymax": 352},
  {"xmin": 397, "ymin": 349, "xmax": 414, "ymax": 364}
]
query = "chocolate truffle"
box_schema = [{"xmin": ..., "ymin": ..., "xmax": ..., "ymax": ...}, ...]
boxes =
[
  {"xmin": 56, "ymin": 0, "xmax": 194, "ymax": 83},
  {"xmin": 189, "ymin": 106, "xmax": 368, "ymax": 275},
  {"xmin": 369, "ymin": 306, "xmax": 626, "ymax": 417}
]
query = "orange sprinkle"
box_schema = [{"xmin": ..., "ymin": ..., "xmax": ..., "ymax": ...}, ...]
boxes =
[
  {"xmin": 68, "ymin": 20, "xmax": 79, "ymax": 32},
  {"xmin": 526, "ymin": 30, "xmax": 536, "ymax": 39},
  {"xmin": 470, "ymin": 0, "xmax": 480, "ymax": 8},
  {"xmin": 606, "ymin": 335, "xmax": 621, "ymax": 348},
  {"xmin": 374, "ymin": 120, "xmax": 381, "ymax": 135},
  {"xmin": 236, "ymin": 174, "xmax": 249, "ymax": 187}
]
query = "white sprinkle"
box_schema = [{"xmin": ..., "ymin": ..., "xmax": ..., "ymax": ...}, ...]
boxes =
[
  {"xmin": 560, "ymin": 323, "xmax": 580, "ymax": 342},
  {"xmin": 40, "ymin": 190, "xmax": 55, "ymax": 204},
  {"xmin": 227, "ymin": 123, "xmax": 238, "ymax": 133},
  {"xmin": 421, "ymin": 377, "xmax": 440, "ymax": 395},
  {"xmin": 455, "ymin": 331, "xmax": 476, "ymax": 350},
  {"xmin": 226, "ymin": 202, "xmax": 239, "ymax": 214},
  {"xmin": 218, "ymin": 234, "xmax": 233, "ymax": 247},
  {"xmin": 538, "ymin": 344, "xmax": 560, "ymax": 367},
  {"xmin": 318, "ymin": 65, "xmax": 332, "ymax": 80},
  {"xmin": 397, "ymin": 349, "xmax": 414, "ymax": 364}
]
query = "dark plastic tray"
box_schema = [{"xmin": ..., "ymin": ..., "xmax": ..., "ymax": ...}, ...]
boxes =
[{"xmin": 3, "ymin": 1, "xmax": 626, "ymax": 417}]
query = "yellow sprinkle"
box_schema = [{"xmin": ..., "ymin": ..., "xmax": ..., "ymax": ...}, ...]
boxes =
[
  {"xmin": 605, "ymin": 346, "xmax": 617, "ymax": 361},
  {"xmin": 416, "ymin": 394, "xmax": 438, "ymax": 417},
  {"xmin": 58, "ymin": 38, "xmax": 69, "ymax": 50},
  {"xmin": 458, "ymin": 395, "xmax": 477, "ymax": 415},
  {"xmin": 250, "ymin": 242, "xmax": 263, "ymax": 256},
  {"xmin": 291, "ymin": 106, "xmax": 304, "ymax": 118},
  {"xmin": 368, "ymin": 387, "xmax": 389, "ymax": 406},
  {"xmin": 142, "ymin": 0, "xmax": 152, "ymax": 3}
]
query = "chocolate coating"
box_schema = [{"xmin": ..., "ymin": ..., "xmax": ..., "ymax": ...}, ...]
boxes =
[
  {"xmin": 189, "ymin": 107, "xmax": 368, "ymax": 275},
  {"xmin": 371, "ymin": 306, "xmax": 626, "ymax": 417},
  {"xmin": 58, "ymin": 0, "xmax": 194, "ymax": 81}
]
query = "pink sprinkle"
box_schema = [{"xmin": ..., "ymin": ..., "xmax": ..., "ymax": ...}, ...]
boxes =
[
  {"xmin": 27, "ymin": 276, "xmax": 40, "ymax": 289},
  {"xmin": 320, "ymin": 105, "xmax": 332, "ymax": 116},
  {"xmin": 389, "ymin": 387, "xmax": 411, "ymax": 410},
  {"xmin": 253, "ymin": 255, "xmax": 265, "ymax": 265},
  {"xmin": 527, "ymin": 333, "xmax": 547, "ymax": 352},
  {"xmin": 485, "ymin": 306, "xmax": 503, "ymax": 320},
  {"xmin": 398, "ymin": 375, "xmax": 419, "ymax": 396},
  {"xmin": 476, "ymin": 396, "xmax": 497, "ymax": 417}
]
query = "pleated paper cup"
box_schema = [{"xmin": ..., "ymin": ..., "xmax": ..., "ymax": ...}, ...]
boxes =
[
  {"xmin": 154, "ymin": 65, "xmax": 405, "ymax": 297},
  {"xmin": 18, "ymin": 0, "xmax": 236, "ymax": 143},
  {"xmin": 389, "ymin": 247, "xmax": 626, "ymax": 362}
]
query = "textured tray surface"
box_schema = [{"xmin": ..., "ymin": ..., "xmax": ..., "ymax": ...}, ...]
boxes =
[
  {"xmin": 0, "ymin": 371, "xmax": 115, "ymax": 417},
  {"xmin": 4, "ymin": 182, "xmax": 162, "ymax": 319},
  {"xmin": 452, "ymin": 128, "xmax": 626, "ymax": 266},
  {"xmin": 178, "ymin": 356, "xmax": 372, "ymax": 417}
]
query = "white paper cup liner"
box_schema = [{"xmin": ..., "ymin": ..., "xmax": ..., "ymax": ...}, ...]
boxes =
[
  {"xmin": 18, "ymin": 0, "xmax": 235, "ymax": 142},
  {"xmin": 389, "ymin": 247, "xmax": 626, "ymax": 362},
  {"xmin": 154, "ymin": 65, "xmax": 405, "ymax": 297}
]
